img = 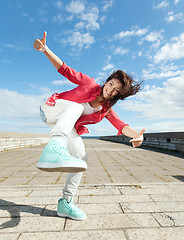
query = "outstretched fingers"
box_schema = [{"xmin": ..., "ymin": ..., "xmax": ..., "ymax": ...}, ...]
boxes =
[
  {"xmin": 139, "ymin": 128, "xmax": 146, "ymax": 136},
  {"xmin": 129, "ymin": 128, "xmax": 145, "ymax": 144}
]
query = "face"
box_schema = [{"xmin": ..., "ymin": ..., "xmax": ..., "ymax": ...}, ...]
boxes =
[{"xmin": 103, "ymin": 78, "xmax": 123, "ymax": 100}]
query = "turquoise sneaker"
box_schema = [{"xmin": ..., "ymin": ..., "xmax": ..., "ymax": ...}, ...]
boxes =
[
  {"xmin": 37, "ymin": 139, "xmax": 87, "ymax": 172},
  {"xmin": 57, "ymin": 198, "xmax": 86, "ymax": 221}
]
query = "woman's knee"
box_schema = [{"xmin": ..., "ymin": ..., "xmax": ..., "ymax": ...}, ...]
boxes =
[{"xmin": 69, "ymin": 102, "xmax": 84, "ymax": 114}]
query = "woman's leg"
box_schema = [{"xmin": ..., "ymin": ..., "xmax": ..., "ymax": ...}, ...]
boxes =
[
  {"xmin": 62, "ymin": 129, "xmax": 88, "ymax": 201},
  {"xmin": 57, "ymin": 128, "xmax": 87, "ymax": 220}
]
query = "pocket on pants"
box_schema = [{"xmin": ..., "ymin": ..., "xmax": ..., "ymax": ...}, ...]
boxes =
[{"xmin": 40, "ymin": 106, "xmax": 47, "ymax": 122}]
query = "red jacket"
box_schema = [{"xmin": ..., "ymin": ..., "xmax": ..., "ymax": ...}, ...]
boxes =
[{"xmin": 46, "ymin": 62, "xmax": 129, "ymax": 135}]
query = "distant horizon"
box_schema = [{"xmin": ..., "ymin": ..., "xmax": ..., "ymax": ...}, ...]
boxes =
[{"xmin": 0, "ymin": 130, "xmax": 184, "ymax": 137}]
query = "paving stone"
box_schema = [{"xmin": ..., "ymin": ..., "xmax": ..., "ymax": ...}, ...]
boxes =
[
  {"xmin": 121, "ymin": 202, "xmax": 184, "ymax": 213},
  {"xmin": 149, "ymin": 193, "xmax": 184, "ymax": 202},
  {"xmin": 0, "ymin": 233, "xmax": 20, "ymax": 240},
  {"xmin": 126, "ymin": 227, "xmax": 184, "ymax": 240},
  {"xmin": 18, "ymin": 230, "xmax": 127, "ymax": 240},
  {"xmin": 0, "ymin": 204, "xmax": 45, "ymax": 217},
  {"xmin": 43, "ymin": 203, "xmax": 122, "ymax": 216},
  {"xmin": 152, "ymin": 212, "xmax": 184, "ymax": 227},
  {"xmin": 120, "ymin": 186, "xmax": 184, "ymax": 195},
  {"xmin": 77, "ymin": 188, "xmax": 121, "ymax": 196},
  {"xmin": 0, "ymin": 177, "xmax": 33, "ymax": 185},
  {"xmin": 29, "ymin": 189, "xmax": 62, "ymax": 197},
  {"xmin": 27, "ymin": 177, "xmax": 59, "ymax": 185},
  {"xmin": 75, "ymin": 203, "xmax": 122, "ymax": 215},
  {"xmin": 0, "ymin": 216, "xmax": 65, "ymax": 233},
  {"xmin": 0, "ymin": 196, "xmax": 58, "ymax": 206},
  {"xmin": 79, "ymin": 194, "xmax": 153, "ymax": 204},
  {"xmin": 65, "ymin": 213, "xmax": 159, "ymax": 230}
]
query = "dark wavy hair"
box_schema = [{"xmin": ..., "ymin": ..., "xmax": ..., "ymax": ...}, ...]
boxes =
[{"xmin": 101, "ymin": 70, "xmax": 143, "ymax": 109}]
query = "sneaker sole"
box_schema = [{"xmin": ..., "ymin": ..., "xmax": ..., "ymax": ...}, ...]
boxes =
[
  {"xmin": 37, "ymin": 162, "xmax": 87, "ymax": 172},
  {"xmin": 57, "ymin": 211, "xmax": 86, "ymax": 221}
]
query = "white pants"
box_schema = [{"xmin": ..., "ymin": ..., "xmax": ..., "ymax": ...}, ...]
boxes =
[{"xmin": 40, "ymin": 99, "xmax": 87, "ymax": 201}]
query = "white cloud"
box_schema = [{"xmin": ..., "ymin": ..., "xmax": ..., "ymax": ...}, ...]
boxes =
[
  {"xmin": 21, "ymin": 12, "xmax": 34, "ymax": 22},
  {"xmin": 102, "ymin": 64, "xmax": 114, "ymax": 71},
  {"xmin": 95, "ymin": 57, "xmax": 114, "ymax": 83},
  {"xmin": 0, "ymin": 86, "xmax": 53, "ymax": 133},
  {"xmin": 113, "ymin": 46, "xmax": 129, "ymax": 55},
  {"xmin": 153, "ymin": 1, "xmax": 169, "ymax": 9},
  {"xmin": 144, "ymin": 31, "xmax": 163, "ymax": 42},
  {"xmin": 102, "ymin": 0, "xmax": 114, "ymax": 12},
  {"xmin": 80, "ymin": 6, "xmax": 100, "ymax": 30},
  {"xmin": 63, "ymin": 31, "xmax": 95, "ymax": 49},
  {"xmin": 52, "ymin": 13, "xmax": 64, "ymax": 23},
  {"xmin": 139, "ymin": 30, "xmax": 164, "ymax": 44},
  {"xmin": 75, "ymin": 21, "xmax": 85, "ymax": 29},
  {"xmin": 142, "ymin": 66, "xmax": 182, "ymax": 80},
  {"xmin": 87, "ymin": 123, "xmax": 116, "ymax": 136},
  {"xmin": 100, "ymin": 15, "xmax": 106, "ymax": 24},
  {"xmin": 113, "ymin": 27, "xmax": 148, "ymax": 40},
  {"xmin": 95, "ymin": 72, "xmax": 108, "ymax": 83},
  {"xmin": 0, "ymin": 89, "xmax": 43, "ymax": 120},
  {"xmin": 52, "ymin": 80, "xmax": 74, "ymax": 86},
  {"xmin": 119, "ymin": 71, "xmax": 184, "ymax": 120},
  {"xmin": 37, "ymin": 9, "xmax": 48, "ymax": 22},
  {"xmin": 154, "ymin": 33, "xmax": 184, "ymax": 63},
  {"xmin": 65, "ymin": 0, "xmax": 85, "ymax": 14},
  {"xmin": 114, "ymin": 30, "xmax": 134, "ymax": 39},
  {"xmin": 136, "ymin": 28, "xmax": 149, "ymax": 36},
  {"xmin": 5, "ymin": 43, "xmax": 26, "ymax": 52},
  {"xmin": 165, "ymin": 11, "xmax": 183, "ymax": 23},
  {"xmin": 142, "ymin": 120, "xmax": 184, "ymax": 133},
  {"xmin": 0, "ymin": 119, "xmax": 49, "ymax": 134},
  {"xmin": 54, "ymin": 3, "xmax": 100, "ymax": 52},
  {"xmin": 174, "ymin": 0, "xmax": 180, "ymax": 4},
  {"xmin": 138, "ymin": 30, "xmax": 164, "ymax": 50},
  {"xmin": 55, "ymin": 1, "xmax": 63, "ymax": 9},
  {"xmin": 28, "ymin": 84, "xmax": 53, "ymax": 97}
]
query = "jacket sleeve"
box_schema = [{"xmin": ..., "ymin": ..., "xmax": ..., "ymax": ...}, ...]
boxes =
[
  {"xmin": 105, "ymin": 108, "xmax": 129, "ymax": 135},
  {"xmin": 58, "ymin": 62, "xmax": 96, "ymax": 85}
]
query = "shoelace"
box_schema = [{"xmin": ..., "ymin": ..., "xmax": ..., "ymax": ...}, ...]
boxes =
[{"xmin": 63, "ymin": 200, "xmax": 79, "ymax": 212}]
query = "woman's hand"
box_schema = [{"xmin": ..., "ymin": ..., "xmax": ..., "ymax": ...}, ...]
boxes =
[
  {"xmin": 33, "ymin": 31, "xmax": 47, "ymax": 51},
  {"xmin": 130, "ymin": 129, "xmax": 145, "ymax": 148},
  {"xmin": 33, "ymin": 31, "xmax": 63, "ymax": 69}
]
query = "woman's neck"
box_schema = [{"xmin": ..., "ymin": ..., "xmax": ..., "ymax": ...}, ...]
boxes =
[{"xmin": 89, "ymin": 95, "xmax": 106, "ymax": 108}]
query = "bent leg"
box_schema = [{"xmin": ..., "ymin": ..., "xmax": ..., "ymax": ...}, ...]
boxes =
[
  {"xmin": 41, "ymin": 99, "xmax": 84, "ymax": 137},
  {"xmin": 37, "ymin": 100, "xmax": 86, "ymax": 172}
]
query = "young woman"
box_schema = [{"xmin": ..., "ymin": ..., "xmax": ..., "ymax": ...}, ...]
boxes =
[{"xmin": 34, "ymin": 32, "xmax": 145, "ymax": 221}]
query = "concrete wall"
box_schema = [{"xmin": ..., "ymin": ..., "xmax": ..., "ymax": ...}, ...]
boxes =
[
  {"xmin": 0, "ymin": 132, "xmax": 50, "ymax": 151},
  {"xmin": 100, "ymin": 132, "xmax": 184, "ymax": 154}
]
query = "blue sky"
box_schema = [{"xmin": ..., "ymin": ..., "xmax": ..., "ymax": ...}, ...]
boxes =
[{"xmin": 0, "ymin": 0, "xmax": 184, "ymax": 136}]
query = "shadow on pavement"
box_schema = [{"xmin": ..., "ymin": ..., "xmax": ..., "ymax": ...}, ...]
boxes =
[
  {"xmin": 105, "ymin": 140, "xmax": 184, "ymax": 158},
  {"xmin": 172, "ymin": 175, "xmax": 184, "ymax": 183},
  {"xmin": 139, "ymin": 145, "xmax": 184, "ymax": 158},
  {"xmin": 0, "ymin": 199, "xmax": 57, "ymax": 230}
]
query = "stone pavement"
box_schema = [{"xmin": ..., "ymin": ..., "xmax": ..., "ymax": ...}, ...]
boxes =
[{"xmin": 0, "ymin": 139, "xmax": 184, "ymax": 240}]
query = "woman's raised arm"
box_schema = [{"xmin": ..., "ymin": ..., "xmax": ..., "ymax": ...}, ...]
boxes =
[{"xmin": 33, "ymin": 31, "xmax": 63, "ymax": 70}]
